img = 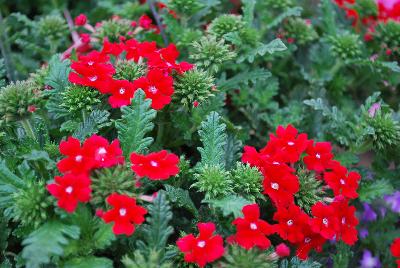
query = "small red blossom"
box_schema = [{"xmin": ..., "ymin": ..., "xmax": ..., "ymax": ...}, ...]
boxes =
[
  {"xmin": 324, "ymin": 163, "xmax": 360, "ymax": 199},
  {"xmin": 74, "ymin": 14, "xmax": 87, "ymax": 26},
  {"xmin": 310, "ymin": 202, "xmax": 340, "ymax": 239},
  {"xmin": 295, "ymin": 224, "xmax": 326, "ymax": 260},
  {"xmin": 101, "ymin": 193, "xmax": 147, "ymax": 236},
  {"xmin": 124, "ymin": 39, "xmax": 157, "ymax": 62},
  {"xmin": 108, "ymin": 79, "xmax": 136, "ymax": 108},
  {"xmin": 332, "ymin": 199, "xmax": 359, "ymax": 245},
  {"xmin": 69, "ymin": 66, "xmax": 113, "ymax": 94},
  {"xmin": 130, "ymin": 150, "xmax": 180, "ymax": 180},
  {"xmin": 138, "ymin": 14, "xmax": 154, "ymax": 29},
  {"xmin": 274, "ymin": 204, "xmax": 310, "ymax": 243},
  {"xmin": 27, "ymin": 105, "xmax": 36, "ymax": 113},
  {"xmin": 47, "ymin": 173, "xmax": 91, "ymax": 213},
  {"xmin": 101, "ymin": 39, "xmax": 124, "ymax": 57},
  {"xmin": 177, "ymin": 222, "xmax": 225, "ymax": 268},
  {"xmin": 57, "ymin": 136, "xmax": 95, "ymax": 174},
  {"xmin": 132, "ymin": 69, "xmax": 174, "ymax": 110},
  {"xmin": 231, "ymin": 204, "xmax": 276, "ymax": 250},
  {"xmin": 193, "ymin": 100, "xmax": 199, "ymax": 107},
  {"xmin": 391, "ymin": 237, "xmax": 400, "ymax": 258},
  {"xmin": 303, "ymin": 141, "xmax": 334, "ymax": 172},
  {"xmin": 83, "ymin": 135, "xmax": 124, "ymax": 168},
  {"xmin": 276, "ymin": 243, "xmax": 290, "ymax": 257},
  {"xmin": 147, "ymin": 43, "xmax": 194, "ymax": 74}
]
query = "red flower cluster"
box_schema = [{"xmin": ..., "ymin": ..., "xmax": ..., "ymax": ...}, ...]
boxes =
[
  {"xmin": 242, "ymin": 124, "xmax": 360, "ymax": 259},
  {"xmin": 68, "ymin": 37, "xmax": 193, "ymax": 110},
  {"xmin": 47, "ymin": 135, "xmax": 124, "ymax": 212},
  {"xmin": 177, "ymin": 222, "xmax": 225, "ymax": 267},
  {"xmin": 391, "ymin": 238, "xmax": 400, "ymax": 267}
]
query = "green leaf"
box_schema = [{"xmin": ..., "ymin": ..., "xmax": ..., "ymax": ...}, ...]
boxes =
[
  {"xmin": 197, "ymin": 112, "xmax": 227, "ymax": 168},
  {"xmin": 116, "ymin": 89, "xmax": 157, "ymax": 157},
  {"xmin": 358, "ymin": 179, "xmax": 394, "ymax": 202},
  {"xmin": 242, "ymin": 0, "xmax": 256, "ymax": 24},
  {"xmin": 0, "ymin": 160, "xmax": 26, "ymax": 210},
  {"xmin": 137, "ymin": 192, "xmax": 173, "ymax": 255},
  {"xmin": 22, "ymin": 221, "xmax": 80, "ymax": 268},
  {"xmin": 205, "ymin": 195, "xmax": 252, "ymax": 217},
  {"xmin": 217, "ymin": 68, "xmax": 271, "ymax": 91},
  {"xmin": 163, "ymin": 185, "xmax": 198, "ymax": 216},
  {"xmin": 264, "ymin": 38, "xmax": 287, "ymax": 54},
  {"xmin": 73, "ymin": 110, "xmax": 111, "ymax": 141},
  {"xmin": 63, "ymin": 257, "xmax": 113, "ymax": 268},
  {"xmin": 380, "ymin": 61, "xmax": 400, "ymax": 72},
  {"xmin": 44, "ymin": 55, "xmax": 70, "ymax": 91},
  {"xmin": 237, "ymin": 39, "xmax": 287, "ymax": 63},
  {"xmin": 267, "ymin": 7, "xmax": 303, "ymax": 28},
  {"xmin": 93, "ymin": 223, "xmax": 115, "ymax": 250},
  {"xmin": 224, "ymin": 134, "xmax": 242, "ymax": 170},
  {"xmin": 280, "ymin": 257, "xmax": 322, "ymax": 268}
]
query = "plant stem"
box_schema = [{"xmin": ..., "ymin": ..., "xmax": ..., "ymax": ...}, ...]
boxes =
[
  {"xmin": 148, "ymin": 0, "xmax": 169, "ymax": 46},
  {"xmin": 20, "ymin": 118, "xmax": 36, "ymax": 140}
]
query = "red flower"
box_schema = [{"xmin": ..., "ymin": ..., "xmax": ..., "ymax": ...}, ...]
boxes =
[
  {"xmin": 147, "ymin": 44, "xmax": 193, "ymax": 74},
  {"xmin": 275, "ymin": 243, "xmax": 290, "ymax": 257},
  {"xmin": 47, "ymin": 173, "xmax": 91, "ymax": 213},
  {"xmin": 262, "ymin": 125, "xmax": 309, "ymax": 163},
  {"xmin": 262, "ymin": 165, "xmax": 299, "ymax": 206},
  {"xmin": 130, "ymin": 150, "xmax": 180, "ymax": 180},
  {"xmin": 324, "ymin": 163, "xmax": 360, "ymax": 199},
  {"xmin": 332, "ymin": 199, "xmax": 359, "ymax": 245},
  {"xmin": 274, "ymin": 204, "xmax": 310, "ymax": 243},
  {"xmin": 83, "ymin": 135, "xmax": 124, "ymax": 168},
  {"xmin": 69, "ymin": 66, "xmax": 113, "ymax": 94},
  {"xmin": 27, "ymin": 105, "xmax": 36, "ymax": 113},
  {"xmin": 391, "ymin": 238, "xmax": 400, "ymax": 258},
  {"xmin": 138, "ymin": 14, "xmax": 154, "ymax": 29},
  {"xmin": 310, "ymin": 202, "xmax": 340, "ymax": 239},
  {"xmin": 74, "ymin": 14, "xmax": 87, "ymax": 26},
  {"xmin": 242, "ymin": 145, "xmax": 270, "ymax": 169},
  {"xmin": 108, "ymin": 79, "xmax": 136, "ymax": 108},
  {"xmin": 177, "ymin": 222, "xmax": 225, "ymax": 268},
  {"xmin": 231, "ymin": 204, "xmax": 276, "ymax": 250},
  {"xmin": 132, "ymin": 69, "xmax": 174, "ymax": 110},
  {"xmin": 303, "ymin": 141, "xmax": 334, "ymax": 172},
  {"xmin": 124, "ymin": 39, "xmax": 157, "ymax": 62},
  {"xmin": 295, "ymin": 224, "xmax": 326, "ymax": 260},
  {"xmin": 101, "ymin": 39, "xmax": 124, "ymax": 57},
  {"xmin": 57, "ymin": 136, "xmax": 95, "ymax": 174},
  {"xmin": 101, "ymin": 193, "xmax": 147, "ymax": 236}
]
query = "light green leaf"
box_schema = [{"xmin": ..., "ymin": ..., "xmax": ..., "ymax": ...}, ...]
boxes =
[{"xmin": 205, "ymin": 195, "xmax": 252, "ymax": 217}]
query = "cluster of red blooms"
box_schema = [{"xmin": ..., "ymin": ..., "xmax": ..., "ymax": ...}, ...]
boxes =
[
  {"xmin": 240, "ymin": 125, "xmax": 360, "ymax": 259},
  {"xmin": 392, "ymin": 238, "xmax": 400, "ymax": 267},
  {"xmin": 335, "ymin": 0, "xmax": 400, "ymax": 41},
  {"xmin": 68, "ymin": 37, "xmax": 193, "ymax": 110},
  {"xmin": 47, "ymin": 135, "xmax": 179, "ymax": 235}
]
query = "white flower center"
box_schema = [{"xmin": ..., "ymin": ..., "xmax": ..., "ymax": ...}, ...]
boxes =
[
  {"xmin": 88, "ymin": 61, "xmax": 94, "ymax": 66},
  {"xmin": 149, "ymin": 86, "xmax": 158, "ymax": 94},
  {"xmin": 341, "ymin": 217, "xmax": 346, "ymax": 224},
  {"xmin": 119, "ymin": 88, "xmax": 125, "ymax": 94},
  {"xmin": 119, "ymin": 208, "xmax": 127, "ymax": 216},
  {"xmin": 272, "ymin": 161, "xmax": 280, "ymax": 165},
  {"xmin": 65, "ymin": 186, "xmax": 73, "ymax": 194},
  {"xmin": 304, "ymin": 237, "xmax": 311, "ymax": 243},
  {"xmin": 340, "ymin": 179, "xmax": 346, "ymax": 185},
  {"xmin": 197, "ymin": 241, "xmax": 206, "ymax": 248},
  {"xmin": 166, "ymin": 62, "xmax": 172, "ymax": 67},
  {"xmin": 150, "ymin": 160, "xmax": 158, "ymax": 167},
  {"xmin": 287, "ymin": 220, "xmax": 294, "ymax": 226},
  {"xmin": 323, "ymin": 218, "xmax": 329, "ymax": 226},
  {"xmin": 98, "ymin": 147, "xmax": 107, "ymax": 155},
  {"xmin": 287, "ymin": 141, "xmax": 295, "ymax": 146},
  {"xmin": 75, "ymin": 155, "xmax": 83, "ymax": 162},
  {"xmin": 89, "ymin": 75, "xmax": 98, "ymax": 82},
  {"xmin": 316, "ymin": 153, "xmax": 321, "ymax": 159},
  {"xmin": 250, "ymin": 223, "xmax": 257, "ymax": 230},
  {"xmin": 271, "ymin": 182, "xmax": 279, "ymax": 190}
]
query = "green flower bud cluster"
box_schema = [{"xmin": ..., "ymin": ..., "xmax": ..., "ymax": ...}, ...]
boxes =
[
  {"xmin": 193, "ymin": 165, "xmax": 233, "ymax": 200},
  {"xmin": 329, "ymin": 33, "xmax": 362, "ymax": 60},
  {"xmin": 61, "ymin": 85, "xmax": 101, "ymax": 114},
  {"xmin": 284, "ymin": 18, "xmax": 318, "ymax": 45},
  {"xmin": 114, "ymin": 60, "xmax": 146, "ymax": 81}
]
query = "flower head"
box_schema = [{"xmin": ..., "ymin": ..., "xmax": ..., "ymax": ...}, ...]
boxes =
[
  {"xmin": 274, "ymin": 204, "xmax": 310, "ymax": 243},
  {"xmin": 108, "ymin": 79, "xmax": 136, "ymax": 108},
  {"xmin": 74, "ymin": 14, "xmax": 87, "ymax": 26},
  {"xmin": 310, "ymin": 202, "xmax": 340, "ymax": 239},
  {"xmin": 332, "ymin": 199, "xmax": 359, "ymax": 245},
  {"xmin": 303, "ymin": 141, "xmax": 334, "ymax": 172},
  {"xmin": 83, "ymin": 135, "xmax": 124, "ymax": 168},
  {"xmin": 57, "ymin": 136, "xmax": 95, "ymax": 174},
  {"xmin": 324, "ymin": 163, "xmax": 360, "ymax": 199}
]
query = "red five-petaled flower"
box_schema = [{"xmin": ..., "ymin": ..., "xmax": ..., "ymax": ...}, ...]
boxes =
[
  {"xmin": 47, "ymin": 173, "xmax": 91, "ymax": 213},
  {"xmin": 57, "ymin": 136, "xmax": 95, "ymax": 174},
  {"xmin": 332, "ymin": 199, "xmax": 359, "ymax": 245},
  {"xmin": 273, "ymin": 204, "xmax": 310, "ymax": 243},
  {"xmin": 310, "ymin": 202, "xmax": 340, "ymax": 239},
  {"xmin": 177, "ymin": 222, "xmax": 225, "ymax": 268},
  {"xmin": 130, "ymin": 150, "xmax": 180, "ymax": 180},
  {"xmin": 101, "ymin": 193, "xmax": 147, "ymax": 236},
  {"xmin": 303, "ymin": 141, "xmax": 334, "ymax": 172},
  {"xmin": 108, "ymin": 79, "xmax": 136, "ymax": 108},
  {"xmin": 391, "ymin": 237, "xmax": 400, "ymax": 268},
  {"xmin": 324, "ymin": 162, "xmax": 361, "ymax": 199},
  {"xmin": 231, "ymin": 204, "xmax": 276, "ymax": 250},
  {"xmin": 83, "ymin": 135, "xmax": 124, "ymax": 168}
]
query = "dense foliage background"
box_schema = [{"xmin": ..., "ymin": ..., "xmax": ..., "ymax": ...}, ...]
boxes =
[{"xmin": 0, "ymin": 0, "xmax": 399, "ymax": 267}]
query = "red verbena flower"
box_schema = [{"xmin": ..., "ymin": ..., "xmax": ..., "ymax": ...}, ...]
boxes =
[
  {"xmin": 83, "ymin": 135, "xmax": 124, "ymax": 168},
  {"xmin": 57, "ymin": 136, "xmax": 95, "ymax": 174},
  {"xmin": 231, "ymin": 204, "xmax": 276, "ymax": 250},
  {"xmin": 275, "ymin": 243, "xmax": 290, "ymax": 257},
  {"xmin": 101, "ymin": 193, "xmax": 147, "ymax": 236},
  {"xmin": 124, "ymin": 39, "xmax": 157, "ymax": 62},
  {"xmin": 147, "ymin": 43, "xmax": 194, "ymax": 74},
  {"xmin": 273, "ymin": 204, "xmax": 310, "ymax": 243},
  {"xmin": 138, "ymin": 14, "xmax": 154, "ymax": 29},
  {"xmin": 74, "ymin": 14, "xmax": 87, "ymax": 26},
  {"xmin": 295, "ymin": 224, "xmax": 326, "ymax": 260},
  {"xmin": 132, "ymin": 69, "xmax": 174, "ymax": 110},
  {"xmin": 177, "ymin": 222, "xmax": 225, "ymax": 268},
  {"xmin": 69, "ymin": 66, "xmax": 114, "ymax": 94},
  {"xmin": 324, "ymin": 163, "xmax": 361, "ymax": 199},
  {"xmin": 391, "ymin": 237, "xmax": 400, "ymax": 258},
  {"xmin": 130, "ymin": 150, "xmax": 180, "ymax": 180},
  {"xmin": 47, "ymin": 173, "xmax": 91, "ymax": 213},
  {"xmin": 101, "ymin": 39, "xmax": 124, "ymax": 57},
  {"xmin": 303, "ymin": 141, "xmax": 334, "ymax": 172},
  {"xmin": 310, "ymin": 202, "xmax": 340, "ymax": 239},
  {"xmin": 332, "ymin": 199, "xmax": 359, "ymax": 245},
  {"xmin": 108, "ymin": 79, "xmax": 136, "ymax": 108},
  {"xmin": 262, "ymin": 124, "xmax": 309, "ymax": 163}
]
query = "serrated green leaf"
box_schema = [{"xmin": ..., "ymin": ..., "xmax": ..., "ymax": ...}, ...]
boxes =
[
  {"xmin": 381, "ymin": 61, "xmax": 400, "ymax": 72},
  {"xmin": 217, "ymin": 68, "xmax": 271, "ymax": 91},
  {"xmin": 0, "ymin": 160, "xmax": 26, "ymax": 210},
  {"xmin": 63, "ymin": 257, "xmax": 113, "ymax": 268},
  {"xmin": 73, "ymin": 110, "xmax": 110, "ymax": 141},
  {"xmin": 205, "ymin": 195, "xmax": 252, "ymax": 217},
  {"xmin": 163, "ymin": 185, "xmax": 198, "ymax": 216},
  {"xmin": 267, "ymin": 7, "xmax": 303, "ymax": 28},
  {"xmin": 358, "ymin": 179, "xmax": 394, "ymax": 202}
]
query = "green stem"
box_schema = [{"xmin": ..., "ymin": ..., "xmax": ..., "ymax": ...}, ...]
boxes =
[
  {"xmin": 81, "ymin": 109, "xmax": 87, "ymax": 122},
  {"xmin": 20, "ymin": 118, "xmax": 36, "ymax": 140}
]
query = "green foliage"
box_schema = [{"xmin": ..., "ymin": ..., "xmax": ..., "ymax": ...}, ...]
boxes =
[
  {"xmin": 190, "ymin": 36, "xmax": 236, "ymax": 74},
  {"xmin": 0, "ymin": 59, "xmax": 6, "ymax": 88},
  {"xmin": 328, "ymin": 33, "xmax": 362, "ymax": 60},
  {"xmin": 197, "ymin": 112, "xmax": 227, "ymax": 168},
  {"xmin": 61, "ymin": 85, "xmax": 101, "ymax": 115},
  {"xmin": 218, "ymin": 68, "xmax": 271, "ymax": 91},
  {"xmin": 123, "ymin": 250, "xmax": 172, "ymax": 268},
  {"xmin": 114, "ymin": 60, "xmax": 146, "ymax": 82},
  {"xmin": 0, "ymin": 160, "xmax": 27, "ymax": 212},
  {"xmin": 205, "ymin": 195, "xmax": 252, "ymax": 217},
  {"xmin": 358, "ymin": 179, "xmax": 394, "ymax": 202},
  {"xmin": 279, "ymin": 257, "xmax": 322, "ymax": 268},
  {"xmin": 62, "ymin": 257, "xmax": 113, "ymax": 268},
  {"xmin": 174, "ymin": 69, "xmax": 215, "ymax": 106},
  {"xmin": 163, "ymin": 185, "xmax": 198, "ymax": 216},
  {"xmin": 224, "ymin": 134, "xmax": 242, "ymax": 170},
  {"xmin": 221, "ymin": 246, "xmax": 277, "ymax": 267},
  {"xmin": 116, "ymin": 89, "xmax": 157, "ymax": 156},
  {"xmin": 208, "ymin": 15, "xmax": 245, "ymax": 38},
  {"xmin": 230, "ymin": 163, "xmax": 262, "ymax": 198},
  {"xmin": 284, "ymin": 18, "xmax": 318, "ymax": 45},
  {"xmin": 94, "ymin": 19, "xmax": 133, "ymax": 42},
  {"xmin": 332, "ymin": 242, "xmax": 352, "ymax": 268},
  {"xmin": 168, "ymin": 0, "xmax": 203, "ymax": 16},
  {"xmin": 21, "ymin": 221, "xmax": 80, "ymax": 268},
  {"xmin": 375, "ymin": 20, "xmax": 400, "ymax": 49},
  {"xmin": 295, "ymin": 169, "xmax": 325, "ymax": 213},
  {"xmin": 262, "ymin": 0, "xmax": 294, "ymax": 10},
  {"xmin": 36, "ymin": 15, "xmax": 68, "ymax": 42},
  {"xmin": 193, "ymin": 165, "xmax": 233, "ymax": 200},
  {"xmin": 266, "ymin": 7, "xmax": 302, "ymax": 29},
  {"xmin": 73, "ymin": 110, "xmax": 111, "ymax": 141}
]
